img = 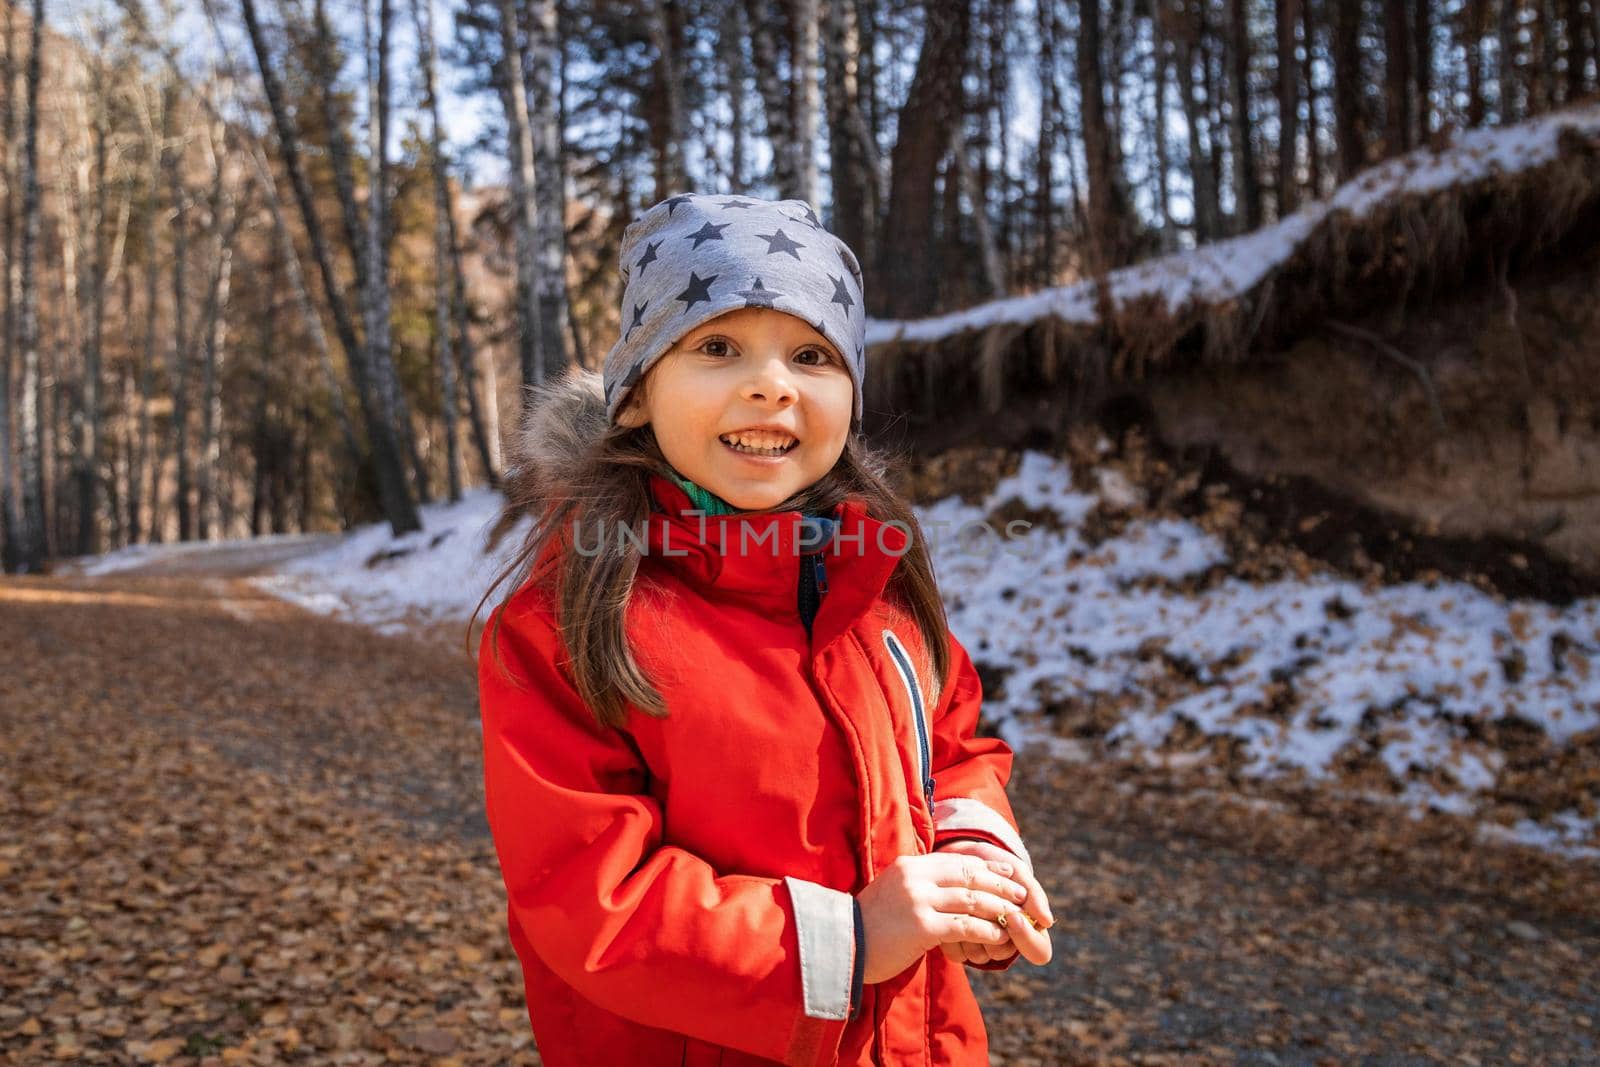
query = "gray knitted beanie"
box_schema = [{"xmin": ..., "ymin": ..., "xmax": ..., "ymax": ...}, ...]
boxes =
[{"xmin": 601, "ymin": 192, "xmax": 868, "ymax": 429}]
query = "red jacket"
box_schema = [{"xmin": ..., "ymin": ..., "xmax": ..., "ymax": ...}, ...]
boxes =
[{"xmin": 479, "ymin": 465, "xmax": 1034, "ymax": 1065}]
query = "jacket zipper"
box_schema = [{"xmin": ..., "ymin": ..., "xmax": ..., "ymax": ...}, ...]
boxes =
[
  {"xmin": 797, "ymin": 516, "xmax": 832, "ymax": 643},
  {"xmin": 881, "ymin": 629, "xmax": 935, "ymax": 819}
]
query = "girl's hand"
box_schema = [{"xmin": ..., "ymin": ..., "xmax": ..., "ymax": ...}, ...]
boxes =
[
  {"xmin": 932, "ymin": 839, "xmax": 1053, "ymax": 967},
  {"xmin": 854, "ymin": 853, "xmax": 1034, "ymax": 984}
]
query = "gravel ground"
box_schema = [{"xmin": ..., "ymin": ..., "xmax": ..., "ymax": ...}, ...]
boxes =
[{"xmin": 2, "ymin": 571, "xmax": 1597, "ymax": 1065}]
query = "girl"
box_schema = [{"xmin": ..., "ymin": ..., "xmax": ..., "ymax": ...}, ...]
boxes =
[{"xmin": 475, "ymin": 193, "xmax": 1054, "ymax": 1066}]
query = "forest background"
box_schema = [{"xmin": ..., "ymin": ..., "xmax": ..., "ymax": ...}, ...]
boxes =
[{"xmin": 2, "ymin": 0, "xmax": 1595, "ymax": 573}]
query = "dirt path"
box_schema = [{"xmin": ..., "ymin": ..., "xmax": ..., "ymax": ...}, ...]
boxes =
[
  {"xmin": 55, "ymin": 532, "xmax": 345, "ymax": 579},
  {"xmin": 2, "ymin": 572, "xmax": 1597, "ymax": 1065}
]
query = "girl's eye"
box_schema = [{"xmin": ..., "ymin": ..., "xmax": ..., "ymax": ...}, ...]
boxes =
[{"xmin": 697, "ymin": 339, "xmax": 836, "ymax": 366}]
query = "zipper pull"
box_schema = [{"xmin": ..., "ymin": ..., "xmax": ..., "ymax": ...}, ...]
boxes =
[{"xmin": 813, "ymin": 553, "xmax": 828, "ymax": 595}]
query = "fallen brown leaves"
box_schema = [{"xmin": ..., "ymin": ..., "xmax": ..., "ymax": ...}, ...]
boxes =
[
  {"xmin": 980, "ymin": 755, "xmax": 1600, "ymax": 1065},
  {"xmin": 1, "ymin": 574, "xmax": 531, "ymax": 1065},
  {"xmin": 4, "ymin": 570, "xmax": 1599, "ymax": 1065}
]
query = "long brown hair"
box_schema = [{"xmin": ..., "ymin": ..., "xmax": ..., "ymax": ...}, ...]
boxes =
[{"xmin": 468, "ymin": 371, "xmax": 952, "ymax": 731}]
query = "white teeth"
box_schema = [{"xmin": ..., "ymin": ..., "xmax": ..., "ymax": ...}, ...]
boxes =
[
  {"xmin": 721, "ymin": 432, "xmax": 796, "ymax": 451},
  {"xmin": 721, "ymin": 434, "xmax": 794, "ymax": 456}
]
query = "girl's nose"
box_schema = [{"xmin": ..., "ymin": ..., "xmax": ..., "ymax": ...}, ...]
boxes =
[{"xmin": 741, "ymin": 356, "xmax": 797, "ymax": 407}]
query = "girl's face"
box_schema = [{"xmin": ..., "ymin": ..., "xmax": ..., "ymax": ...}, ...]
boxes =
[{"xmin": 615, "ymin": 307, "xmax": 855, "ymax": 511}]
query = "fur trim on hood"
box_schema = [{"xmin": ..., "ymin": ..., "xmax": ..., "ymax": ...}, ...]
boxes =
[{"xmin": 487, "ymin": 366, "xmax": 610, "ymax": 551}]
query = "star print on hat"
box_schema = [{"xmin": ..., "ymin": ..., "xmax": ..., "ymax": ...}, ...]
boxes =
[{"xmin": 602, "ymin": 192, "xmax": 868, "ymax": 429}]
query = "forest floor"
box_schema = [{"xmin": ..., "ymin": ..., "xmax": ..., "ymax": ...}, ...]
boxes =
[{"xmin": 3, "ymin": 569, "xmax": 1598, "ymax": 1066}]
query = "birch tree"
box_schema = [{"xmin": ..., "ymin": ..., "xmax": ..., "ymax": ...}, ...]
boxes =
[
  {"xmin": 413, "ymin": 0, "xmax": 462, "ymax": 501},
  {"xmin": 823, "ymin": 0, "xmax": 881, "ymax": 268},
  {"xmin": 879, "ymin": 0, "xmax": 971, "ymax": 316},
  {"xmin": 494, "ymin": 0, "xmax": 545, "ymax": 388},
  {"xmin": 524, "ymin": 0, "xmax": 571, "ymax": 383},
  {"xmin": 239, "ymin": 0, "xmax": 420, "ymax": 534},
  {"xmin": 15, "ymin": 0, "xmax": 45, "ymax": 570}
]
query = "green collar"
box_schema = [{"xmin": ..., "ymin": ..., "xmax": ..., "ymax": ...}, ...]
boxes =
[
  {"xmin": 665, "ymin": 470, "xmax": 831, "ymax": 519},
  {"xmin": 667, "ymin": 471, "xmax": 743, "ymax": 516}
]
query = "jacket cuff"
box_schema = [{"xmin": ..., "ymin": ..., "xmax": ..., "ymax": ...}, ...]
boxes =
[
  {"xmin": 934, "ymin": 831, "xmax": 1014, "ymax": 853},
  {"xmin": 783, "ymin": 876, "xmax": 855, "ymax": 1022},
  {"xmin": 849, "ymin": 897, "xmax": 865, "ymax": 1019},
  {"xmin": 931, "ymin": 797, "xmax": 1033, "ymax": 872}
]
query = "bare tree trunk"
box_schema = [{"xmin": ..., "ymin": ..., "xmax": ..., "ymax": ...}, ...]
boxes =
[
  {"xmin": 1077, "ymin": 0, "xmax": 1131, "ymax": 267},
  {"xmin": 1061, "ymin": 32, "xmax": 1085, "ymax": 242},
  {"xmin": 196, "ymin": 118, "xmax": 237, "ymax": 541},
  {"xmin": 73, "ymin": 47, "xmax": 111, "ymax": 555},
  {"xmin": 525, "ymin": 0, "xmax": 572, "ymax": 385},
  {"xmin": 1499, "ymin": 0, "xmax": 1519, "ymax": 122},
  {"xmin": 0, "ymin": 2, "xmax": 19, "ymax": 568},
  {"xmin": 129, "ymin": 82, "xmax": 165, "ymax": 544},
  {"xmin": 197, "ymin": 234, "xmax": 232, "ymax": 541},
  {"xmin": 1569, "ymin": 0, "xmax": 1592, "ymax": 98},
  {"xmin": 878, "ymin": 0, "xmax": 971, "ymax": 317},
  {"xmin": 117, "ymin": 361, "xmax": 133, "ymax": 547},
  {"xmin": 792, "ymin": 0, "xmax": 821, "ymax": 207},
  {"xmin": 1277, "ymin": 0, "xmax": 1300, "ymax": 215},
  {"xmin": 973, "ymin": 0, "xmax": 996, "ymax": 260},
  {"xmin": 250, "ymin": 292, "xmax": 274, "ymax": 535},
  {"xmin": 1106, "ymin": 0, "xmax": 1126, "ymax": 150},
  {"xmin": 1537, "ymin": 0, "xmax": 1556, "ymax": 108},
  {"xmin": 823, "ymin": 0, "xmax": 881, "ymax": 271},
  {"xmin": 1332, "ymin": 0, "xmax": 1364, "ymax": 177},
  {"xmin": 1152, "ymin": 4, "xmax": 1177, "ymax": 240},
  {"xmin": 1301, "ymin": 0, "xmax": 1321, "ymax": 195},
  {"xmin": 54, "ymin": 146, "xmax": 82, "ymax": 553},
  {"xmin": 1413, "ymin": 0, "xmax": 1431, "ymax": 139},
  {"xmin": 310, "ymin": 0, "xmax": 370, "ymax": 302},
  {"xmin": 1592, "ymin": 1, "xmax": 1600, "ymax": 98},
  {"xmin": 989, "ymin": 0, "xmax": 1013, "ymax": 270},
  {"xmin": 1383, "ymin": 0, "xmax": 1411, "ymax": 154},
  {"xmin": 951, "ymin": 117, "xmax": 1004, "ymax": 297},
  {"xmin": 646, "ymin": 0, "xmax": 688, "ymax": 195},
  {"xmin": 1228, "ymin": 0, "xmax": 1262, "ymax": 229},
  {"xmin": 44, "ymin": 321, "xmax": 61, "ymax": 549},
  {"xmin": 240, "ymin": 0, "xmax": 420, "ymax": 535},
  {"xmin": 15, "ymin": 0, "xmax": 44, "ymax": 570},
  {"xmin": 363, "ymin": 0, "xmax": 429, "ymax": 503},
  {"xmin": 744, "ymin": 0, "xmax": 800, "ymax": 195},
  {"xmin": 725, "ymin": 0, "xmax": 749, "ymax": 189},
  {"xmin": 1201, "ymin": 4, "xmax": 1229, "ymax": 230},
  {"xmin": 1035, "ymin": 0, "xmax": 1059, "ymax": 278},
  {"xmin": 494, "ymin": 0, "xmax": 547, "ymax": 391},
  {"xmin": 855, "ymin": 0, "xmax": 883, "ymax": 146},
  {"xmin": 1174, "ymin": 0, "xmax": 1218, "ymax": 241},
  {"xmin": 167, "ymin": 94, "xmax": 194, "ymax": 541},
  {"xmin": 389, "ymin": 0, "xmax": 429, "ymax": 500},
  {"xmin": 413, "ymin": 0, "xmax": 461, "ymax": 502},
  {"xmin": 59, "ymin": 97, "xmax": 85, "ymax": 546},
  {"xmin": 1465, "ymin": 0, "xmax": 1488, "ymax": 127},
  {"xmin": 443, "ymin": 189, "xmax": 498, "ymax": 486},
  {"xmin": 304, "ymin": 0, "xmax": 424, "ymax": 504},
  {"xmin": 242, "ymin": 140, "xmax": 362, "ymax": 475},
  {"xmin": 108, "ymin": 267, "xmax": 132, "ymax": 547}
]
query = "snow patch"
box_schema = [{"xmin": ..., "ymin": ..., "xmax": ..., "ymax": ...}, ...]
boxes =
[{"xmin": 864, "ymin": 103, "xmax": 1600, "ymax": 347}]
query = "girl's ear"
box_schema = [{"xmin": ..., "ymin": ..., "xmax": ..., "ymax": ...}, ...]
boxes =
[{"xmin": 615, "ymin": 392, "xmax": 648, "ymax": 429}]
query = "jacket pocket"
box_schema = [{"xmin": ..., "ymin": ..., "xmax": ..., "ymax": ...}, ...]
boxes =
[{"xmin": 881, "ymin": 628, "xmax": 935, "ymax": 824}]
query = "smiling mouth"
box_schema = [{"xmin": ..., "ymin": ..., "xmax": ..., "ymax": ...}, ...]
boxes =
[{"xmin": 719, "ymin": 435, "xmax": 798, "ymax": 457}]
